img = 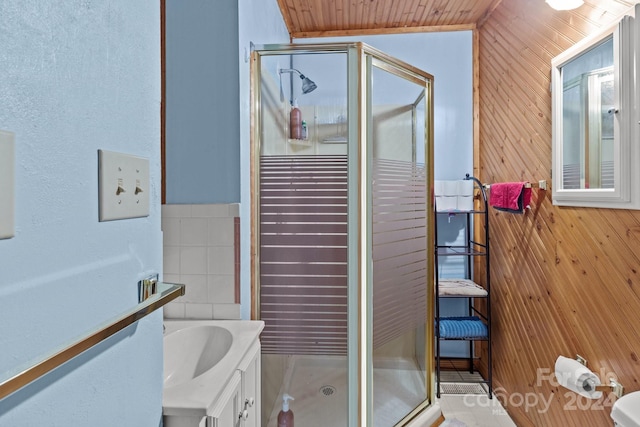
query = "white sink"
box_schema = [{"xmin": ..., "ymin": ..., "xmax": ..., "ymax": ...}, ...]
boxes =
[
  {"xmin": 163, "ymin": 325, "xmax": 233, "ymax": 388},
  {"xmin": 162, "ymin": 320, "xmax": 265, "ymax": 418}
]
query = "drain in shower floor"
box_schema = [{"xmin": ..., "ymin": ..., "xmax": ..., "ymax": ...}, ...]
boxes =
[{"xmin": 319, "ymin": 385, "xmax": 336, "ymax": 397}]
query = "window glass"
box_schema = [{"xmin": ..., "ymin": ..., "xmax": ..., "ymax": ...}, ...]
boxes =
[
  {"xmin": 560, "ymin": 37, "xmax": 614, "ymax": 190},
  {"xmin": 551, "ymin": 11, "xmax": 640, "ymax": 209}
]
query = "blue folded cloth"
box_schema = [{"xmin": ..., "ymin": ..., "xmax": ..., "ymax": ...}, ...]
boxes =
[{"xmin": 438, "ymin": 316, "xmax": 488, "ymax": 339}]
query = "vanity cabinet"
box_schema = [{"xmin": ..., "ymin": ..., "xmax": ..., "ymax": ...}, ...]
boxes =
[
  {"xmin": 237, "ymin": 341, "xmax": 261, "ymax": 427},
  {"xmin": 203, "ymin": 341, "xmax": 262, "ymax": 427},
  {"xmin": 162, "ymin": 320, "xmax": 264, "ymax": 427},
  {"xmin": 206, "ymin": 371, "xmax": 242, "ymax": 427}
]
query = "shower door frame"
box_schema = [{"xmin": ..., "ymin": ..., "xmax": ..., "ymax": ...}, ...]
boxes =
[{"xmin": 250, "ymin": 42, "xmax": 435, "ymax": 427}]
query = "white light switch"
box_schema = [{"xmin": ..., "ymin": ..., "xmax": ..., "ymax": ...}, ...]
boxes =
[
  {"xmin": 98, "ymin": 150, "xmax": 150, "ymax": 221},
  {"xmin": 0, "ymin": 130, "xmax": 15, "ymax": 239}
]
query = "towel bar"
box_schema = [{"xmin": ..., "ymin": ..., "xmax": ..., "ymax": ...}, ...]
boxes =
[
  {"xmin": 481, "ymin": 180, "xmax": 547, "ymax": 190},
  {"xmin": 0, "ymin": 281, "xmax": 185, "ymax": 401}
]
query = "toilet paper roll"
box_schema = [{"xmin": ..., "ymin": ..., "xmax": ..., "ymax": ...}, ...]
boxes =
[
  {"xmin": 457, "ymin": 179, "xmax": 474, "ymax": 197},
  {"xmin": 457, "ymin": 195, "xmax": 474, "ymax": 211},
  {"xmin": 434, "ymin": 180, "xmax": 444, "ymax": 197},
  {"xmin": 442, "ymin": 180, "xmax": 458, "ymax": 196},
  {"xmin": 436, "ymin": 196, "xmax": 458, "ymax": 212},
  {"xmin": 554, "ymin": 356, "xmax": 602, "ymax": 399}
]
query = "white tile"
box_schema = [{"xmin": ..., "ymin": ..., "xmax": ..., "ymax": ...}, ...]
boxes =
[
  {"xmin": 185, "ymin": 303, "xmax": 214, "ymax": 319},
  {"xmin": 440, "ymin": 418, "xmax": 470, "ymax": 427},
  {"xmin": 179, "ymin": 274, "xmax": 208, "ymax": 303},
  {"xmin": 208, "ymin": 246, "xmax": 235, "ymax": 275},
  {"xmin": 497, "ymin": 414, "xmax": 518, "ymax": 427},
  {"xmin": 161, "ymin": 217, "xmax": 180, "ymax": 246},
  {"xmin": 487, "ymin": 400, "xmax": 516, "ymax": 427},
  {"xmin": 163, "ymin": 302, "xmax": 185, "ymax": 319},
  {"xmin": 162, "ymin": 273, "xmax": 180, "ymax": 284},
  {"xmin": 437, "ymin": 397, "xmax": 452, "ymax": 412},
  {"xmin": 163, "ymin": 246, "xmax": 181, "ymax": 275},
  {"xmin": 180, "ymin": 246, "xmax": 208, "ymax": 274},
  {"xmin": 180, "ymin": 218, "xmax": 208, "ymax": 246},
  {"xmin": 208, "ymin": 275, "xmax": 235, "ymax": 303},
  {"xmin": 439, "ymin": 394, "xmax": 516, "ymax": 427},
  {"xmin": 213, "ymin": 303, "xmax": 241, "ymax": 319},
  {"xmin": 191, "ymin": 204, "xmax": 230, "ymax": 218},
  {"xmin": 208, "ymin": 217, "xmax": 234, "ymax": 246},
  {"xmin": 162, "ymin": 204, "xmax": 192, "ymax": 218}
]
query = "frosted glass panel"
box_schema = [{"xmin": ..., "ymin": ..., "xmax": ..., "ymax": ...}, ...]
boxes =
[{"xmin": 370, "ymin": 64, "xmax": 428, "ymax": 426}]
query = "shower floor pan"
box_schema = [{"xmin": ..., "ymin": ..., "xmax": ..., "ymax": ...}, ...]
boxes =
[{"xmin": 265, "ymin": 355, "xmax": 426, "ymax": 427}]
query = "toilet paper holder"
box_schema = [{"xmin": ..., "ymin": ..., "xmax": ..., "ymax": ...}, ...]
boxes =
[{"xmin": 575, "ymin": 355, "xmax": 625, "ymax": 398}]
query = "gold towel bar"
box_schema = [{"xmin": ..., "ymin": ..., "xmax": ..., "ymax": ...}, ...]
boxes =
[
  {"xmin": 482, "ymin": 180, "xmax": 547, "ymax": 190},
  {"xmin": 0, "ymin": 282, "xmax": 185, "ymax": 401}
]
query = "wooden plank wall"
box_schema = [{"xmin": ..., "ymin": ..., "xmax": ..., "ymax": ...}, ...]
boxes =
[{"xmin": 478, "ymin": 0, "xmax": 639, "ymax": 425}]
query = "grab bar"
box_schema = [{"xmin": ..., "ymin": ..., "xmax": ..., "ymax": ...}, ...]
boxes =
[{"xmin": 0, "ymin": 281, "xmax": 185, "ymax": 401}]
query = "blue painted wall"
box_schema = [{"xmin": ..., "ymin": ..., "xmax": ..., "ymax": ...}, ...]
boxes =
[
  {"xmin": 165, "ymin": 0, "xmax": 241, "ymax": 204},
  {"xmin": 0, "ymin": 1, "xmax": 163, "ymax": 425}
]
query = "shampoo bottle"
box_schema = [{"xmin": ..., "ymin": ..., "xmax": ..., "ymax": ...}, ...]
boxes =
[
  {"xmin": 290, "ymin": 100, "xmax": 302, "ymax": 139},
  {"xmin": 277, "ymin": 393, "xmax": 294, "ymax": 427}
]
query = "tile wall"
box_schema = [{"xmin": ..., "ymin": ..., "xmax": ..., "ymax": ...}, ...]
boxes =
[{"xmin": 161, "ymin": 204, "xmax": 240, "ymax": 319}]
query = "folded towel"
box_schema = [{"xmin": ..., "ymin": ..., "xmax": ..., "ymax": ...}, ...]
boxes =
[
  {"xmin": 438, "ymin": 278, "xmax": 488, "ymax": 297},
  {"xmin": 438, "ymin": 316, "xmax": 488, "ymax": 339},
  {"xmin": 489, "ymin": 182, "xmax": 531, "ymax": 213}
]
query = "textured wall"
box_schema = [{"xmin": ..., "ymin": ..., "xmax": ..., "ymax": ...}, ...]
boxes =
[
  {"xmin": 478, "ymin": 1, "xmax": 639, "ymax": 425},
  {"xmin": 0, "ymin": 1, "xmax": 163, "ymax": 425}
]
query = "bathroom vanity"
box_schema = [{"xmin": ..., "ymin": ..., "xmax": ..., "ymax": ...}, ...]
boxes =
[{"xmin": 162, "ymin": 320, "xmax": 264, "ymax": 427}]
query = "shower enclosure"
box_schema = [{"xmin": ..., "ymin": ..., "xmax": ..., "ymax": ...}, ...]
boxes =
[{"xmin": 251, "ymin": 43, "xmax": 434, "ymax": 427}]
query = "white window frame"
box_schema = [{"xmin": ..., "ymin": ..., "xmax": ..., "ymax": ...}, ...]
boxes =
[{"xmin": 551, "ymin": 8, "xmax": 639, "ymax": 209}]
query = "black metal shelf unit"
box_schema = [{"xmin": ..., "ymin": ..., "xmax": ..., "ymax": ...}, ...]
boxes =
[{"xmin": 434, "ymin": 174, "xmax": 492, "ymax": 398}]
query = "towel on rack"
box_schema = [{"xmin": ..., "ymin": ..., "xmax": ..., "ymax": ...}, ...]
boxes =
[{"xmin": 489, "ymin": 182, "xmax": 531, "ymax": 213}]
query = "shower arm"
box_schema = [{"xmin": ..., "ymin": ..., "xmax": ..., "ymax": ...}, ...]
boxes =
[
  {"xmin": 280, "ymin": 68, "xmax": 300, "ymax": 105},
  {"xmin": 279, "ymin": 68, "xmax": 318, "ymax": 101},
  {"xmin": 280, "ymin": 68, "xmax": 302, "ymax": 77}
]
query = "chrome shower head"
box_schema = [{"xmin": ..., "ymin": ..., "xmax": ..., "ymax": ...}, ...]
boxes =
[
  {"xmin": 300, "ymin": 74, "xmax": 317, "ymax": 94},
  {"xmin": 279, "ymin": 68, "xmax": 318, "ymax": 95}
]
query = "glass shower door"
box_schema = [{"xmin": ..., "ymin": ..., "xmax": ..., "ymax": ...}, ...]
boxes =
[
  {"xmin": 368, "ymin": 58, "xmax": 432, "ymax": 426},
  {"xmin": 257, "ymin": 49, "xmax": 351, "ymax": 427},
  {"xmin": 253, "ymin": 43, "xmax": 434, "ymax": 427}
]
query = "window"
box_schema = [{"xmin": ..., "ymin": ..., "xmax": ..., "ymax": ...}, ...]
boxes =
[{"xmin": 551, "ymin": 9, "xmax": 639, "ymax": 208}]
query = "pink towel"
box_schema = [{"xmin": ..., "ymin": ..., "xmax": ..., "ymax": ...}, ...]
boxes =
[{"xmin": 489, "ymin": 182, "xmax": 531, "ymax": 213}]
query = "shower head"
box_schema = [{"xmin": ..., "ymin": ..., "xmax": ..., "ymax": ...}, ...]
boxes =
[
  {"xmin": 300, "ymin": 74, "xmax": 317, "ymax": 94},
  {"xmin": 279, "ymin": 68, "xmax": 318, "ymax": 94}
]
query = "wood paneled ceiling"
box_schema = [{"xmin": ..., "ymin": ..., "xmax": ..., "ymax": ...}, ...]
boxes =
[{"xmin": 277, "ymin": 0, "xmax": 502, "ymax": 38}]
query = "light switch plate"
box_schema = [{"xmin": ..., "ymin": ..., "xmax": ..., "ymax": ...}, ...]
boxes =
[
  {"xmin": 0, "ymin": 130, "xmax": 15, "ymax": 239},
  {"xmin": 98, "ymin": 150, "xmax": 150, "ymax": 221}
]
